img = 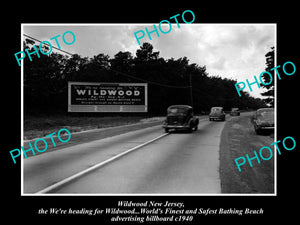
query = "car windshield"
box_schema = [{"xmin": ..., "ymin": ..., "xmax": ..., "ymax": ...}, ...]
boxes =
[
  {"xmin": 211, "ymin": 108, "xmax": 222, "ymax": 113},
  {"xmin": 168, "ymin": 107, "xmax": 188, "ymax": 115}
]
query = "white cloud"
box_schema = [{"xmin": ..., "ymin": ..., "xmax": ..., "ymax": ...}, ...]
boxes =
[{"xmin": 154, "ymin": 24, "xmax": 275, "ymax": 98}]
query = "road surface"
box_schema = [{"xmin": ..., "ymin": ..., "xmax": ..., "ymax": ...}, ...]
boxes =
[{"xmin": 23, "ymin": 118, "xmax": 226, "ymax": 194}]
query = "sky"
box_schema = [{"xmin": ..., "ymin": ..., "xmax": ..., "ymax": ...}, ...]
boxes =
[{"xmin": 23, "ymin": 24, "xmax": 275, "ymax": 98}]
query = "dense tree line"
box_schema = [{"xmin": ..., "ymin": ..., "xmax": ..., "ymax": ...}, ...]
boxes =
[
  {"xmin": 260, "ymin": 46, "xmax": 275, "ymax": 106},
  {"xmin": 23, "ymin": 41, "xmax": 267, "ymax": 115}
]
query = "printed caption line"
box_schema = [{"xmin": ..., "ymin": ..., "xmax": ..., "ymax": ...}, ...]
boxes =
[{"xmin": 35, "ymin": 133, "xmax": 169, "ymax": 194}]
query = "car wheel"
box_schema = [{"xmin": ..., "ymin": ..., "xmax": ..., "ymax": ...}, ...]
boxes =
[
  {"xmin": 165, "ymin": 128, "xmax": 169, "ymax": 133},
  {"xmin": 194, "ymin": 125, "xmax": 198, "ymax": 131}
]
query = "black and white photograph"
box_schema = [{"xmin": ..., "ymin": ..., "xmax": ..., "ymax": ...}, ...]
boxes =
[
  {"xmin": 21, "ymin": 23, "xmax": 276, "ymax": 195},
  {"xmin": 4, "ymin": 3, "xmax": 298, "ymax": 224}
]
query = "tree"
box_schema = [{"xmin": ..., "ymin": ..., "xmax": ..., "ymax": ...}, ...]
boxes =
[
  {"xmin": 110, "ymin": 51, "xmax": 134, "ymax": 82},
  {"xmin": 23, "ymin": 40, "xmax": 267, "ymax": 115},
  {"xmin": 63, "ymin": 54, "xmax": 89, "ymax": 81},
  {"xmin": 23, "ymin": 39, "xmax": 70, "ymax": 114},
  {"xmin": 135, "ymin": 42, "xmax": 160, "ymax": 62},
  {"xmin": 261, "ymin": 47, "xmax": 275, "ymax": 106},
  {"xmin": 79, "ymin": 53, "xmax": 111, "ymax": 81}
]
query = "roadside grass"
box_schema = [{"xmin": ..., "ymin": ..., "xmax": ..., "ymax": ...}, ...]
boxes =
[
  {"xmin": 219, "ymin": 113, "xmax": 274, "ymax": 194},
  {"xmin": 24, "ymin": 115, "xmax": 163, "ymax": 140}
]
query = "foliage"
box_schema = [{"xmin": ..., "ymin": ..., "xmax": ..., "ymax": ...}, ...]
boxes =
[
  {"xmin": 260, "ymin": 46, "xmax": 275, "ymax": 106},
  {"xmin": 23, "ymin": 41, "xmax": 267, "ymax": 115}
]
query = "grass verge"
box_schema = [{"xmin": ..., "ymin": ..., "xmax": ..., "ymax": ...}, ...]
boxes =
[
  {"xmin": 219, "ymin": 112, "xmax": 274, "ymax": 194},
  {"xmin": 24, "ymin": 115, "xmax": 163, "ymax": 140}
]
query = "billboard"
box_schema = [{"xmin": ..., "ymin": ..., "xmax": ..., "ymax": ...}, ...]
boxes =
[{"xmin": 68, "ymin": 82, "xmax": 148, "ymax": 112}]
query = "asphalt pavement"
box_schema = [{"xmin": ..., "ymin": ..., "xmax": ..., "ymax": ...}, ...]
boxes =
[{"xmin": 23, "ymin": 117, "xmax": 226, "ymax": 194}]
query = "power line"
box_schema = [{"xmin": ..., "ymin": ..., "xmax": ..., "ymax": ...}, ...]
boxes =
[
  {"xmin": 109, "ymin": 68, "xmax": 191, "ymax": 89},
  {"xmin": 23, "ymin": 34, "xmax": 190, "ymax": 89},
  {"xmin": 23, "ymin": 34, "xmax": 74, "ymax": 56}
]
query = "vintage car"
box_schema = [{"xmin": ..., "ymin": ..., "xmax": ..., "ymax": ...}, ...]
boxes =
[
  {"xmin": 209, "ymin": 107, "xmax": 226, "ymax": 121},
  {"xmin": 163, "ymin": 105, "xmax": 199, "ymax": 133},
  {"xmin": 253, "ymin": 108, "xmax": 274, "ymax": 134},
  {"xmin": 230, "ymin": 107, "xmax": 240, "ymax": 116}
]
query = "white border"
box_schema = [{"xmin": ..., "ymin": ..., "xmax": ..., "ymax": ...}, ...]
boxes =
[
  {"xmin": 21, "ymin": 23, "xmax": 277, "ymax": 196},
  {"xmin": 21, "ymin": 24, "xmax": 24, "ymax": 194},
  {"xmin": 274, "ymin": 25, "xmax": 277, "ymax": 196}
]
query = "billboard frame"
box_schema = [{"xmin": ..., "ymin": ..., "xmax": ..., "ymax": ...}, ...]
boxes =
[{"xmin": 68, "ymin": 82, "xmax": 148, "ymax": 113}]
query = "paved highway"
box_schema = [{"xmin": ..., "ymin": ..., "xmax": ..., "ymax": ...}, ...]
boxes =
[{"xmin": 23, "ymin": 118, "xmax": 226, "ymax": 194}]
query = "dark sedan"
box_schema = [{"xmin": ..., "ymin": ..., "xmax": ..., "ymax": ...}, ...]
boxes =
[
  {"xmin": 163, "ymin": 105, "xmax": 199, "ymax": 133},
  {"xmin": 209, "ymin": 107, "xmax": 226, "ymax": 121},
  {"xmin": 230, "ymin": 108, "xmax": 240, "ymax": 116},
  {"xmin": 253, "ymin": 108, "xmax": 274, "ymax": 134}
]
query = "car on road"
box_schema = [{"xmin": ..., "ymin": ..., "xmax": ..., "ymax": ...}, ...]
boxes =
[
  {"xmin": 209, "ymin": 107, "xmax": 226, "ymax": 121},
  {"xmin": 163, "ymin": 105, "xmax": 199, "ymax": 133},
  {"xmin": 230, "ymin": 108, "xmax": 240, "ymax": 116},
  {"xmin": 253, "ymin": 108, "xmax": 274, "ymax": 134}
]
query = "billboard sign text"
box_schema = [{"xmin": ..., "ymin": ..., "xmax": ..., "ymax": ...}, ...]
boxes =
[{"xmin": 68, "ymin": 82, "xmax": 148, "ymax": 112}]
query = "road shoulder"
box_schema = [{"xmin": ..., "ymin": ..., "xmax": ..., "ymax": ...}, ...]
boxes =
[
  {"xmin": 219, "ymin": 112, "xmax": 274, "ymax": 194},
  {"xmin": 23, "ymin": 119, "xmax": 164, "ymax": 158}
]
